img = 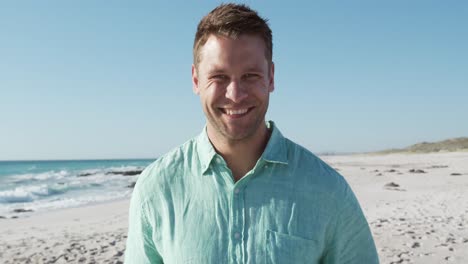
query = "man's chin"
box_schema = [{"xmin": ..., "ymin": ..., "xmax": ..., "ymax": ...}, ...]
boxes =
[{"xmin": 220, "ymin": 126, "xmax": 257, "ymax": 142}]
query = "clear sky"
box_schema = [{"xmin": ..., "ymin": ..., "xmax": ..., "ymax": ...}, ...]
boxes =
[{"xmin": 1, "ymin": 1, "xmax": 467, "ymax": 160}]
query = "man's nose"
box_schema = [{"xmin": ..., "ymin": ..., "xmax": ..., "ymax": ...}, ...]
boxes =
[{"xmin": 225, "ymin": 79, "xmax": 248, "ymax": 103}]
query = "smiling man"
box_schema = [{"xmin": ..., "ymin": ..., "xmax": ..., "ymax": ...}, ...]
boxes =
[
  {"xmin": 192, "ymin": 32, "xmax": 274, "ymax": 181},
  {"xmin": 125, "ymin": 3, "xmax": 379, "ymax": 264}
]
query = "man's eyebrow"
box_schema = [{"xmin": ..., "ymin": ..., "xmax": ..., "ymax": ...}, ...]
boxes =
[
  {"xmin": 206, "ymin": 68, "xmax": 227, "ymax": 75},
  {"xmin": 208, "ymin": 65, "xmax": 264, "ymax": 73}
]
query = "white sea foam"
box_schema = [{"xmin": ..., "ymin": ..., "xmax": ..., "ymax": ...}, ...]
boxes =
[
  {"xmin": 0, "ymin": 188, "xmax": 33, "ymax": 203},
  {"xmin": 34, "ymin": 170, "xmax": 68, "ymax": 180},
  {"xmin": 0, "ymin": 184, "xmax": 71, "ymax": 203},
  {"xmin": 0, "ymin": 162, "xmax": 144, "ymax": 217},
  {"xmin": 9, "ymin": 170, "xmax": 69, "ymax": 183},
  {"xmin": 0, "ymin": 189, "xmax": 133, "ymax": 217},
  {"xmin": 106, "ymin": 165, "xmax": 143, "ymax": 172}
]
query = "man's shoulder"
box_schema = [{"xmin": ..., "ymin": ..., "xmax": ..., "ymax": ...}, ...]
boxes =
[
  {"xmin": 283, "ymin": 137, "xmax": 334, "ymax": 173},
  {"xmin": 283, "ymin": 137, "xmax": 349, "ymax": 196},
  {"xmin": 134, "ymin": 137, "xmax": 199, "ymax": 196}
]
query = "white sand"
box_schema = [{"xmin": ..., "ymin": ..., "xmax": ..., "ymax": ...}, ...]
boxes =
[
  {"xmin": 322, "ymin": 152, "xmax": 468, "ymax": 264},
  {"xmin": 0, "ymin": 199, "xmax": 129, "ymax": 263},
  {"xmin": 1, "ymin": 152, "xmax": 467, "ymax": 263}
]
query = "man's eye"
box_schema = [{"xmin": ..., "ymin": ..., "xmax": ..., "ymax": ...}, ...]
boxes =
[
  {"xmin": 211, "ymin": 75, "xmax": 228, "ymax": 80},
  {"xmin": 244, "ymin": 73, "xmax": 260, "ymax": 79}
]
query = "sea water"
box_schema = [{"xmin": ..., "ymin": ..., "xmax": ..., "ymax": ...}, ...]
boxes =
[{"xmin": 0, "ymin": 159, "xmax": 154, "ymax": 218}]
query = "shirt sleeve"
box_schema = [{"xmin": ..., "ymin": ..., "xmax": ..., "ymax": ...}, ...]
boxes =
[
  {"xmin": 124, "ymin": 181, "xmax": 163, "ymax": 264},
  {"xmin": 321, "ymin": 184, "xmax": 380, "ymax": 263}
]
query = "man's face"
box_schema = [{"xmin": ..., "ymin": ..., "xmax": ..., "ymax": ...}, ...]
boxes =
[{"xmin": 192, "ymin": 34, "xmax": 274, "ymax": 142}]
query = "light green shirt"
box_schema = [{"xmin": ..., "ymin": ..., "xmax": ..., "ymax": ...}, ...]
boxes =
[{"xmin": 125, "ymin": 121, "xmax": 379, "ymax": 263}]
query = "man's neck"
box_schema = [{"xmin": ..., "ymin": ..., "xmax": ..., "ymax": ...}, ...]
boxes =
[{"xmin": 207, "ymin": 124, "xmax": 271, "ymax": 182}]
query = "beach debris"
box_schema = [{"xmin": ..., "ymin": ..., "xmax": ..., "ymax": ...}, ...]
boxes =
[
  {"xmin": 450, "ymin": 173, "xmax": 462, "ymax": 176},
  {"xmin": 376, "ymin": 173, "xmax": 383, "ymax": 176},
  {"xmin": 12, "ymin": 208, "xmax": 34, "ymax": 213},
  {"xmin": 384, "ymin": 182, "xmax": 406, "ymax": 191},
  {"xmin": 388, "ymin": 251, "xmax": 411, "ymax": 264},
  {"xmin": 445, "ymin": 256, "xmax": 454, "ymax": 261},
  {"xmin": 0, "ymin": 215, "xmax": 5, "ymax": 219},
  {"xmin": 409, "ymin": 169, "xmax": 426, "ymax": 173},
  {"xmin": 386, "ymin": 169, "xmax": 397, "ymax": 173},
  {"xmin": 411, "ymin": 242, "xmax": 421, "ymax": 248},
  {"xmin": 52, "ymin": 254, "xmax": 65, "ymax": 263},
  {"xmin": 385, "ymin": 182, "xmax": 400, "ymax": 188}
]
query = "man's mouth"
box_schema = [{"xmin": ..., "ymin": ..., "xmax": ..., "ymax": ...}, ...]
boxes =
[{"xmin": 219, "ymin": 107, "xmax": 253, "ymax": 117}]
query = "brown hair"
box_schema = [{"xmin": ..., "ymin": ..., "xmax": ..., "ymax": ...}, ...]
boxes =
[{"xmin": 193, "ymin": 3, "xmax": 273, "ymax": 67}]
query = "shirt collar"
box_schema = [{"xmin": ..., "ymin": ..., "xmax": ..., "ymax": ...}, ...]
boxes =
[
  {"xmin": 196, "ymin": 126, "xmax": 217, "ymax": 174},
  {"xmin": 261, "ymin": 121, "xmax": 289, "ymax": 165},
  {"xmin": 196, "ymin": 121, "xmax": 289, "ymax": 175}
]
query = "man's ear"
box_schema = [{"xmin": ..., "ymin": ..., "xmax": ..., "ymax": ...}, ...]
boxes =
[
  {"xmin": 268, "ymin": 62, "xmax": 275, "ymax": 92},
  {"xmin": 192, "ymin": 64, "xmax": 200, "ymax": 95}
]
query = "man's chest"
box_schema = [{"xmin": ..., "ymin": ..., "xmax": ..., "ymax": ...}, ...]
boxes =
[{"xmin": 151, "ymin": 176, "xmax": 332, "ymax": 264}]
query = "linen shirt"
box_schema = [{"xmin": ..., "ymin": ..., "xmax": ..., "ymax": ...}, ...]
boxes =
[{"xmin": 125, "ymin": 121, "xmax": 379, "ymax": 263}]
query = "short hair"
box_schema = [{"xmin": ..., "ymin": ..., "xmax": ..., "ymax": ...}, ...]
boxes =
[{"xmin": 193, "ymin": 3, "xmax": 273, "ymax": 67}]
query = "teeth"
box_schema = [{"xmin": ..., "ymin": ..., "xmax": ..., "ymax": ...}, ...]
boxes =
[{"xmin": 225, "ymin": 108, "xmax": 248, "ymax": 115}]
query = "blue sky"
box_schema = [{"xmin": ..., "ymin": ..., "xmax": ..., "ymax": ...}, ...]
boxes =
[{"xmin": 1, "ymin": 1, "xmax": 467, "ymax": 160}]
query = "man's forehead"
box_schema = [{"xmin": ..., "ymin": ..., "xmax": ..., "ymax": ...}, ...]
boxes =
[{"xmin": 198, "ymin": 36, "xmax": 268, "ymax": 71}]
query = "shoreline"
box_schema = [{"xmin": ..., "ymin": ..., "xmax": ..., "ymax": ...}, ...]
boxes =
[
  {"xmin": 0, "ymin": 196, "xmax": 131, "ymax": 220},
  {"xmin": 0, "ymin": 198, "xmax": 130, "ymax": 234}
]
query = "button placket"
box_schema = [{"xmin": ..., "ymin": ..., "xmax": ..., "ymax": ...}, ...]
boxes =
[
  {"xmin": 231, "ymin": 184, "xmax": 245, "ymax": 263},
  {"xmin": 232, "ymin": 186, "xmax": 241, "ymax": 241}
]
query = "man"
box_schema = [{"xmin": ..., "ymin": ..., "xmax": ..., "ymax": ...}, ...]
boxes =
[{"xmin": 125, "ymin": 3, "xmax": 379, "ymax": 263}]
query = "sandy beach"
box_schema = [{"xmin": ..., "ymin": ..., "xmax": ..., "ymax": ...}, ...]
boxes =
[
  {"xmin": 1, "ymin": 152, "xmax": 467, "ymax": 263},
  {"xmin": 323, "ymin": 152, "xmax": 468, "ymax": 264},
  {"xmin": 0, "ymin": 199, "xmax": 129, "ymax": 264}
]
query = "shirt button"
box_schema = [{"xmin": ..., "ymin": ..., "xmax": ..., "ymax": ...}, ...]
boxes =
[
  {"xmin": 234, "ymin": 188, "xmax": 240, "ymax": 194},
  {"xmin": 234, "ymin": 232, "xmax": 241, "ymax": 239}
]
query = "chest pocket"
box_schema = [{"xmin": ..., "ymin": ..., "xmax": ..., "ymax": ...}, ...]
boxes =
[{"xmin": 265, "ymin": 229, "xmax": 322, "ymax": 264}]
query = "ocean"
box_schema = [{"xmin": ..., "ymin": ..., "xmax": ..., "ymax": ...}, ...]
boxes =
[{"xmin": 0, "ymin": 159, "xmax": 154, "ymax": 218}]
